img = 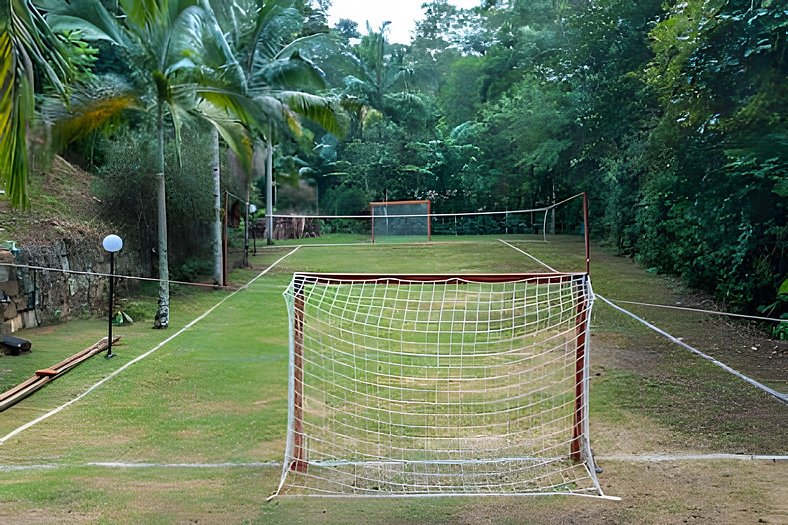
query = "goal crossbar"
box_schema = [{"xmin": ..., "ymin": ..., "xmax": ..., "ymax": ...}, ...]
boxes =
[{"xmin": 275, "ymin": 271, "xmax": 606, "ymax": 498}]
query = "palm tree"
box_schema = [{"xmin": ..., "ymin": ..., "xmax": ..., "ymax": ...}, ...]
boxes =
[
  {"xmin": 337, "ymin": 23, "xmax": 429, "ymax": 139},
  {"xmin": 47, "ymin": 0, "xmax": 260, "ymax": 328},
  {"xmin": 203, "ymin": 0, "xmax": 345, "ymax": 248},
  {"xmin": 1, "ymin": 0, "xmax": 74, "ymax": 208}
]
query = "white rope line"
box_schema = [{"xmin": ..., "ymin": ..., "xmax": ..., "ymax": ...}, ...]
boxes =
[
  {"xmin": 0, "ymin": 247, "xmax": 300, "ymax": 445},
  {"xmin": 598, "ymin": 454, "xmax": 788, "ymax": 462},
  {"xmin": 278, "ymin": 492, "xmax": 621, "ymax": 501},
  {"xmin": 498, "ymin": 239, "xmax": 559, "ymax": 272},
  {"xmin": 0, "ymin": 462, "xmax": 281, "ymax": 471},
  {"xmin": 269, "ymin": 193, "xmax": 583, "ymax": 220},
  {"xmin": 3, "ymin": 454, "xmax": 785, "ymax": 472},
  {"xmin": 1, "ymin": 262, "xmax": 251, "ymax": 290},
  {"xmin": 597, "ymin": 294, "xmax": 788, "ymax": 404},
  {"xmin": 226, "ymin": 191, "xmax": 250, "ymax": 204},
  {"xmin": 495, "ymin": 241, "xmax": 788, "ymax": 404},
  {"xmin": 604, "ymin": 299, "xmax": 785, "ymax": 324},
  {"xmin": 86, "ymin": 461, "xmax": 280, "ymax": 468}
]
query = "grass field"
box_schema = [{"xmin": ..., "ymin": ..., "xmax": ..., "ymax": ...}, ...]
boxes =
[{"xmin": 0, "ymin": 237, "xmax": 786, "ymax": 524}]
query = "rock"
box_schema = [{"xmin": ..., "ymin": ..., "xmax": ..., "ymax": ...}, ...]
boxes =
[
  {"xmin": 9, "ymin": 315, "xmax": 23, "ymax": 333},
  {"xmin": 21, "ymin": 310, "xmax": 39, "ymax": 329},
  {"xmin": 2, "ymin": 301, "xmax": 17, "ymax": 321},
  {"xmin": 0, "ymin": 320, "xmax": 11, "ymax": 335},
  {"xmin": 0, "ymin": 280, "xmax": 19, "ymax": 297}
]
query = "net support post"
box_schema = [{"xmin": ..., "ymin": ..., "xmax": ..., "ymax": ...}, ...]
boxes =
[
  {"xmin": 583, "ymin": 192, "xmax": 590, "ymax": 274},
  {"xmin": 290, "ymin": 281, "xmax": 308, "ymax": 473},
  {"xmin": 571, "ymin": 274, "xmax": 590, "ymax": 462},
  {"xmin": 427, "ymin": 200, "xmax": 432, "ymax": 242}
]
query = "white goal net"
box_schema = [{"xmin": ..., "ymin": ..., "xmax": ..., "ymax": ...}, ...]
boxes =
[
  {"xmin": 273, "ymin": 272, "xmax": 607, "ymax": 498},
  {"xmin": 371, "ymin": 200, "xmax": 431, "ymax": 242}
]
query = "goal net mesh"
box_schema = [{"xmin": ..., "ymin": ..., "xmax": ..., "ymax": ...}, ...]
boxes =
[
  {"xmin": 275, "ymin": 273, "xmax": 604, "ymax": 498},
  {"xmin": 371, "ymin": 201, "xmax": 430, "ymax": 241}
]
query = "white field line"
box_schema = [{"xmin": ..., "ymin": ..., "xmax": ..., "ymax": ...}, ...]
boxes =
[
  {"xmin": 498, "ymin": 239, "xmax": 559, "ymax": 272},
  {"xmin": 87, "ymin": 462, "xmax": 280, "ymax": 468},
  {"xmin": 0, "ymin": 247, "xmax": 300, "ymax": 445},
  {"xmin": 497, "ymin": 241, "xmax": 788, "ymax": 405},
  {"xmin": 598, "ymin": 454, "xmax": 788, "ymax": 462},
  {"xmin": 4, "ymin": 454, "xmax": 786, "ymax": 473},
  {"xmin": 0, "ymin": 462, "xmax": 281, "ymax": 472},
  {"xmin": 598, "ymin": 295, "xmax": 788, "ymax": 404}
]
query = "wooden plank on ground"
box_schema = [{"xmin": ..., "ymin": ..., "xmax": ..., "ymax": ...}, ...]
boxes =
[{"xmin": 0, "ymin": 337, "xmax": 120, "ymax": 412}]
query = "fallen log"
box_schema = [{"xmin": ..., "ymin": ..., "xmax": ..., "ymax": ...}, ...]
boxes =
[{"xmin": 0, "ymin": 336, "xmax": 120, "ymax": 412}]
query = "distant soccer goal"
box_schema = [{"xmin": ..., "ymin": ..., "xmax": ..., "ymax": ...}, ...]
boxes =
[
  {"xmin": 267, "ymin": 193, "xmax": 589, "ymax": 248},
  {"xmin": 273, "ymin": 271, "xmax": 608, "ymax": 498},
  {"xmin": 371, "ymin": 200, "xmax": 431, "ymax": 243}
]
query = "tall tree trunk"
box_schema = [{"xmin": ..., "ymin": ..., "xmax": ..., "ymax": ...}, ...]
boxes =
[
  {"xmin": 211, "ymin": 128, "xmax": 223, "ymax": 285},
  {"xmin": 154, "ymin": 103, "xmax": 170, "ymax": 328},
  {"xmin": 265, "ymin": 129, "xmax": 274, "ymax": 246}
]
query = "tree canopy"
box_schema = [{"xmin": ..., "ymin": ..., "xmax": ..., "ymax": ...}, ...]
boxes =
[{"xmin": 2, "ymin": 0, "xmax": 785, "ymax": 317}]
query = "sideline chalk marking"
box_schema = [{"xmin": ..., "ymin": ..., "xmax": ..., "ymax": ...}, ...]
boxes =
[
  {"xmin": 498, "ymin": 239, "xmax": 558, "ymax": 272},
  {"xmin": 0, "ymin": 247, "xmax": 300, "ymax": 445}
]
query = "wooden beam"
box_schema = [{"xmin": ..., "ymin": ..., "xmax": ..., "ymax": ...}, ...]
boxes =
[{"xmin": 0, "ymin": 337, "xmax": 120, "ymax": 412}]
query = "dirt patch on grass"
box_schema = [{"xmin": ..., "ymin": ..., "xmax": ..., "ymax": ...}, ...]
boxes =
[
  {"xmin": 590, "ymin": 324, "xmax": 788, "ymax": 454},
  {"xmin": 0, "ymin": 509, "xmax": 101, "ymax": 525},
  {"xmin": 582, "ymin": 245, "xmax": 788, "ymax": 456}
]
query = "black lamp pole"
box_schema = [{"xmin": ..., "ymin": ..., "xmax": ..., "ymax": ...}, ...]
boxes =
[
  {"xmin": 103, "ymin": 234, "xmax": 122, "ymax": 358},
  {"xmin": 106, "ymin": 251, "xmax": 115, "ymax": 358}
]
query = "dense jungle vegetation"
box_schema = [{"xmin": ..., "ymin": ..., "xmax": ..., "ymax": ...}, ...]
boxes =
[{"xmin": 2, "ymin": 0, "xmax": 786, "ymax": 318}]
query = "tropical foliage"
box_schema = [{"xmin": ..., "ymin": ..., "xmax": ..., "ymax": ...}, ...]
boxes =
[{"xmin": 2, "ymin": 0, "xmax": 785, "ymax": 319}]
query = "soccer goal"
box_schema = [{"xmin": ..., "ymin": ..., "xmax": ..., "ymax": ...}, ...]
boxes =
[
  {"xmin": 371, "ymin": 200, "xmax": 431, "ymax": 243},
  {"xmin": 273, "ymin": 270, "xmax": 610, "ymax": 498}
]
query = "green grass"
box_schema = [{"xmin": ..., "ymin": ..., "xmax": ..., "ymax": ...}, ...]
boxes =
[{"xmin": 0, "ymin": 236, "xmax": 785, "ymax": 523}]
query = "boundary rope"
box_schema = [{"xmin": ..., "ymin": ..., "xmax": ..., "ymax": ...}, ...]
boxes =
[
  {"xmin": 605, "ymin": 299, "xmax": 784, "ymax": 324},
  {"xmin": 268, "ymin": 193, "xmax": 584, "ymax": 220},
  {"xmin": 496, "ymin": 240, "xmax": 788, "ymax": 404},
  {"xmin": 597, "ymin": 294, "xmax": 788, "ymax": 404},
  {"xmin": 0, "ymin": 247, "xmax": 300, "ymax": 445}
]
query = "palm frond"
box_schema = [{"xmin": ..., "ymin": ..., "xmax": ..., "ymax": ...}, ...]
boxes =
[
  {"xmin": 244, "ymin": 0, "xmax": 301, "ymax": 76},
  {"xmin": 197, "ymin": 85, "xmax": 268, "ymax": 133},
  {"xmin": 43, "ymin": 77, "xmax": 141, "ymax": 150},
  {"xmin": 277, "ymin": 91, "xmax": 346, "ymax": 136},
  {"xmin": 165, "ymin": 4, "xmax": 207, "ymax": 68},
  {"xmin": 41, "ymin": 0, "xmax": 126, "ymax": 45},
  {"xmin": 197, "ymin": 100, "xmax": 253, "ymax": 172},
  {"xmin": 252, "ymin": 51, "xmax": 326, "ymax": 91},
  {"xmin": 2, "ymin": 0, "xmax": 77, "ymax": 207},
  {"xmin": 12, "ymin": 0, "xmax": 73, "ymax": 95},
  {"xmin": 0, "ymin": 67, "xmax": 34, "ymax": 208},
  {"xmin": 119, "ymin": 0, "xmax": 168, "ymax": 31}
]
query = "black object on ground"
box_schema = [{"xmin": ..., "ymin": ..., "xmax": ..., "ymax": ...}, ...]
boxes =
[{"xmin": 1, "ymin": 335, "xmax": 32, "ymax": 356}]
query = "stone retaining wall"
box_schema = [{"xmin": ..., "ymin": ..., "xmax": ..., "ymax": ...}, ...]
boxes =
[{"xmin": 1, "ymin": 236, "xmax": 148, "ymax": 334}]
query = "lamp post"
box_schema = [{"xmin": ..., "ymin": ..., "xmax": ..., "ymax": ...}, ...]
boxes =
[
  {"xmin": 249, "ymin": 204, "xmax": 257, "ymax": 256},
  {"xmin": 102, "ymin": 234, "xmax": 123, "ymax": 358}
]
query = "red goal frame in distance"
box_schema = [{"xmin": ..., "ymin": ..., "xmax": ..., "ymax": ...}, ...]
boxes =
[
  {"xmin": 370, "ymin": 200, "xmax": 431, "ymax": 243},
  {"xmin": 286, "ymin": 271, "xmax": 591, "ymax": 474}
]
